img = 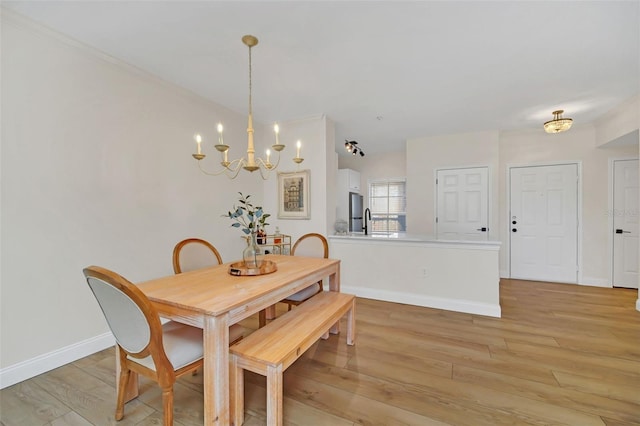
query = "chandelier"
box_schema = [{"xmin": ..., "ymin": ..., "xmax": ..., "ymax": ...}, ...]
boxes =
[
  {"xmin": 543, "ymin": 110, "xmax": 573, "ymax": 134},
  {"xmin": 344, "ymin": 140, "xmax": 365, "ymax": 157},
  {"xmin": 191, "ymin": 35, "xmax": 303, "ymax": 179}
]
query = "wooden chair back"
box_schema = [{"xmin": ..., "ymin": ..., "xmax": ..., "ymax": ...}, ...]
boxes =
[
  {"xmin": 172, "ymin": 238, "xmax": 223, "ymax": 274},
  {"xmin": 291, "ymin": 233, "xmax": 329, "ymax": 259}
]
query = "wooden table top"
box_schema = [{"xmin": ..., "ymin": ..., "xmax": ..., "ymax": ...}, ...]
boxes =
[{"xmin": 136, "ymin": 254, "xmax": 340, "ymax": 316}]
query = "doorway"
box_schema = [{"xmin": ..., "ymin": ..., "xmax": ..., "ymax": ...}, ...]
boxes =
[
  {"xmin": 436, "ymin": 167, "xmax": 489, "ymax": 240},
  {"xmin": 509, "ymin": 163, "xmax": 579, "ymax": 283},
  {"xmin": 612, "ymin": 159, "xmax": 639, "ymax": 289}
]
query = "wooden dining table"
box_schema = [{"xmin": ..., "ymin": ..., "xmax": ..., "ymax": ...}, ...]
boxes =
[{"xmin": 135, "ymin": 254, "xmax": 341, "ymax": 426}]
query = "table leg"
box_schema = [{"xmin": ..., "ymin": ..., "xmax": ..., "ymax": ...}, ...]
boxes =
[
  {"xmin": 329, "ymin": 267, "xmax": 341, "ymax": 335},
  {"xmin": 204, "ymin": 315, "xmax": 230, "ymax": 425},
  {"xmin": 265, "ymin": 304, "xmax": 276, "ymax": 320}
]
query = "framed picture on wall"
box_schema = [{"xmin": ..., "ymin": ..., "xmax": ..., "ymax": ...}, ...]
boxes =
[{"xmin": 277, "ymin": 170, "xmax": 310, "ymax": 219}]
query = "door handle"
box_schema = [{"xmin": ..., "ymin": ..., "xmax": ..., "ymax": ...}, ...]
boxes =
[
  {"xmin": 476, "ymin": 227, "xmax": 488, "ymax": 232},
  {"xmin": 512, "ymin": 228, "xmax": 517, "ymax": 232},
  {"xmin": 615, "ymin": 229, "xmax": 631, "ymax": 234}
]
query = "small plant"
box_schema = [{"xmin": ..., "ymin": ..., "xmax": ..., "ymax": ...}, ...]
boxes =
[{"xmin": 225, "ymin": 192, "xmax": 270, "ymax": 235}]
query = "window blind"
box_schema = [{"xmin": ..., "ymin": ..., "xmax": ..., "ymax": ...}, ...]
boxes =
[{"xmin": 368, "ymin": 178, "xmax": 407, "ymax": 232}]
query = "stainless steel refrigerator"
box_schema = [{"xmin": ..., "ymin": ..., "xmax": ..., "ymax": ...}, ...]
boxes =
[{"xmin": 349, "ymin": 192, "xmax": 363, "ymax": 232}]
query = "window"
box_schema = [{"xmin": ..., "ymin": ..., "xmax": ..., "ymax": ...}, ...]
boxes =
[{"xmin": 368, "ymin": 178, "xmax": 406, "ymax": 233}]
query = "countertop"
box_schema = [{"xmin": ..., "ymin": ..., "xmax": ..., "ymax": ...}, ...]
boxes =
[{"xmin": 328, "ymin": 232, "xmax": 501, "ymax": 247}]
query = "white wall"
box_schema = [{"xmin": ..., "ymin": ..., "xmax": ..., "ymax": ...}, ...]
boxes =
[
  {"xmin": 331, "ymin": 238, "xmax": 501, "ymax": 317},
  {"xmin": 594, "ymin": 95, "xmax": 639, "ymax": 147},
  {"xmin": 406, "ymin": 131, "xmax": 500, "ymax": 240},
  {"xmin": 1, "ymin": 12, "xmax": 339, "ymax": 386},
  {"xmin": 0, "ymin": 13, "xmax": 265, "ymax": 383},
  {"xmin": 404, "ymin": 126, "xmax": 638, "ymax": 286},
  {"xmin": 498, "ymin": 125, "xmax": 638, "ymax": 285},
  {"xmin": 262, "ymin": 115, "xmax": 333, "ymax": 242}
]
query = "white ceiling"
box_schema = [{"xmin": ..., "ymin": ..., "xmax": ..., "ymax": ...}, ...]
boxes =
[{"xmin": 3, "ymin": 1, "xmax": 639, "ymax": 156}]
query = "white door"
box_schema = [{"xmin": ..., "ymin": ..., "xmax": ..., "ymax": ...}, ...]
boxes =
[
  {"xmin": 510, "ymin": 164, "xmax": 578, "ymax": 283},
  {"xmin": 612, "ymin": 159, "xmax": 639, "ymax": 289},
  {"xmin": 436, "ymin": 167, "xmax": 489, "ymax": 240}
]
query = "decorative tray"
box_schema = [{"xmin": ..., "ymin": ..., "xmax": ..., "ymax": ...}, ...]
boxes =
[{"xmin": 228, "ymin": 260, "xmax": 277, "ymax": 276}]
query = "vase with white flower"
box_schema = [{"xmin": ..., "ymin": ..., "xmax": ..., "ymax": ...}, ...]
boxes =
[{"xmin": 225, "ymin": 192, "xmax": 270, "ymax": 268}]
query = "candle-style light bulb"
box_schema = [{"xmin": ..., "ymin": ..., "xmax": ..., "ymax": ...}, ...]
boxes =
[
  {"xmin": 266, "ymin": 149, "xmax": 271, "ymax": 163},
  {"xmin": 274, "ymin": 123, "xmax": 280, "ymax": 145},
  {"xmin": 296, "ymin": 140, "xmax": 301, "ymax": 158},
  {"xmin": 195, "ymin": 133, "xmax": 202, "ymax": 154},
  {"xmin": 217, "ymin": 123, "xmax": 224, "ymax": 144}
]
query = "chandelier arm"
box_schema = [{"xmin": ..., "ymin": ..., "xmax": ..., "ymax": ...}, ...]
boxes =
[
  {"xmin": 257, "ymin": 166, "xmax": 270, "ymax": 181},
  {"xmin": 224, "ymin": 162, "xmax": 245, "ymax": 179},
  {"xmin": 196, "ymin": 158, "xmax": 244, "ymax": 177},
  {"xmin": 265, "ymin": 149, "xmax": 282, "ymax": 170},
  {"xmin": 254, "ymin": 153, "xmax": 280, "ymax": 180},
  {"xmin": 270, "ymin": 151, "xmax": 281, "ymax": 169}
]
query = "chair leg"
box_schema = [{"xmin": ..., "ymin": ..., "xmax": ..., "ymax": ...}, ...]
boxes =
[
  {"xmin": 347, "ymin": 299, "xmax": 356, "ymax": 345},
  {"xmin": 115, "ymin": 366, "xmax": 131, "ymax": 421},
  {"xmin": 162, "ymin": 386, "xmax": 174, "ymax": 426}
]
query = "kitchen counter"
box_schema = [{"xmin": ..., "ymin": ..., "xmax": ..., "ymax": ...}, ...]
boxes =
[{"xmin": 328, "ymin": 234, "xmax": 501, "ymax": 317}]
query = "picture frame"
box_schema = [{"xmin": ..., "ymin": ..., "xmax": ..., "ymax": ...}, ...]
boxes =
[{"xmin": 278, "ymin": 170, "xmax": 310, "ymax": 219}]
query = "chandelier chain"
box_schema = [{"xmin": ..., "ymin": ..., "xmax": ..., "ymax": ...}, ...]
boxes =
[{"xmin": 248, "ymin": 43, "xmax": 253, "ymax": 117}]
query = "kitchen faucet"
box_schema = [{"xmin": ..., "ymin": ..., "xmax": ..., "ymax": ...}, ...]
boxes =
[{"xmin": 363, "ymin": 208, "xmax": 371, "ymax": 235}]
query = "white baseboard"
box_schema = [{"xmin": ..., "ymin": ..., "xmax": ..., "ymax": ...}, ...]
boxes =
[
  {"xmin": 501, "ymin": 274, "xmax": 612, "ymax": 288},
  {"xmin": 579, "ymin": 277, "xmax": 612, "ymax": 288},
  {"xmin": 342, "ymin": 285, "xmax": 501, "ymax": 318},
  {"xmin": 499, "ymin": 269, "xmax": 509, "ymax": 279},
  {"xmin": 0, "ymin": 332, "xmax": 114, "ymax": 389}
]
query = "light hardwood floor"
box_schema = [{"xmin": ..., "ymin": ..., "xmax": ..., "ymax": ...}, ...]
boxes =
[{"xmin": 2, "ymin": 279, "xmax": 639, "ymax": 425}]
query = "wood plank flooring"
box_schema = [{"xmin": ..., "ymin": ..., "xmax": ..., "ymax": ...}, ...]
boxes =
[{"xmin": 1, "ymin": 279, "xmax": 639, "ymax": 425}]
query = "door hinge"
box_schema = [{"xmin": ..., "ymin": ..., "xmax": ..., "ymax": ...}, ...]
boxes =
[
  {"xmin": 436, "ymin": 178, "xmax": 438, "ymax": 185},
  {"xmin": 435, "ymin": 217, "xmax": 438, "ymax": 223}
]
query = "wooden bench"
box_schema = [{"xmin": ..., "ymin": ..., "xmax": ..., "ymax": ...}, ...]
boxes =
[{"xmin": 229, "ymin": 291, "xmax": 356, "ymax": 426}]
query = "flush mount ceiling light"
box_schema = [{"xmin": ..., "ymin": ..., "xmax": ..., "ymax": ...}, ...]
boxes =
[
  {"xmin": 191, "ymin": 35, "xmax": 303, "ymax": 180},
  {"xmin": 543, "ymin": 110, "xmax": 573, "ymax": 134},
  {"xmin": 344, "ymin": 140, "xmax": 365, "ymax": 157}
]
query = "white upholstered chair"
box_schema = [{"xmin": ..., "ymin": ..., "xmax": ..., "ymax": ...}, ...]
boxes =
[
  {"xmin": 172, "ymin": 238, "xmax": 223, "ymax": 274},
  {"xmin": 83, "ymin": 265, "xmax": 242, "ymax": 425}
]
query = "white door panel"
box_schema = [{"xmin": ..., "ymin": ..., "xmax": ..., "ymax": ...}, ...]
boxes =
[
  {"xmin": 613, "ymin": 159, "xmax": 639, "ymax": 289},
  {"xmin": 436, "ymin": 167, "xmax": 489, "ymax": 241},
  {"xmin": 510, "ymin": 164, "xmax": 578, "ymax": 283}
]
